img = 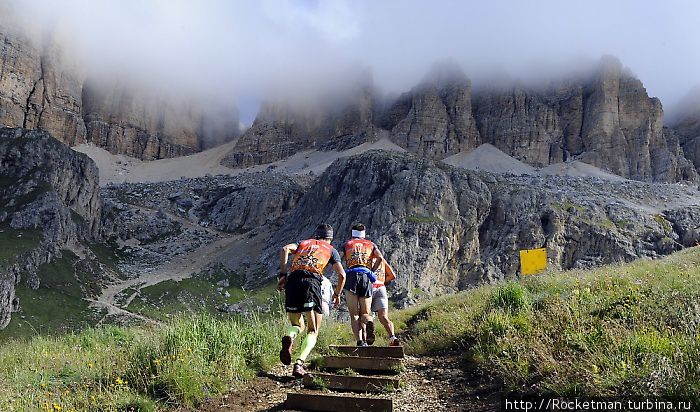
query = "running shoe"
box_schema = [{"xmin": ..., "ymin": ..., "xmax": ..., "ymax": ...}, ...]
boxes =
[
  {"xmin": 365, "ymin": 320, "xmax": 376, "ymax": 345},
  {"xmin": 389, "ymin": 336, "xmax": 400, "ymax": 347},
  {"xmin": 292, "ymin": 362, "xmax": 307, "ymax": 378},
  {"xmin": 280, "ymin": 336, "xmax": 293, "ymax": 365}
]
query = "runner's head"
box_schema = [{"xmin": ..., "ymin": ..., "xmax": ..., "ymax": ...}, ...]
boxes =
[
  {"xmin": 314, "ymin": 224, "xmax": 334, "ymax": 242},
  {"xmin": 351, "ymin": 223, "xmax": 366, "ymax": 239}
]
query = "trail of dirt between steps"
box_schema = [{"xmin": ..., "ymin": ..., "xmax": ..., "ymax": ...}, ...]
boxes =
[{"xmin": 181, "ymin": 351, "xmax": 503, "ymax": 412}]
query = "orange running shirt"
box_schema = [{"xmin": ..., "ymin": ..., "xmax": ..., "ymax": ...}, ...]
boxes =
[
  {"xmin": 373, "ymin": 260, "xmax": 396, "ymax": 288},
  {"xmin": 344, "ymin": 238, "xmax": 376, "ymax": 269},
  {"xmin": 289, "ymin": 239, "xmax": 336, "ymax": 275}
]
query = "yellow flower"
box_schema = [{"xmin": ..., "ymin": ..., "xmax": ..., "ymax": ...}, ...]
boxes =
[
  {"xmin": 87, "ymin": 363, "xmax": 94, "ymax": 368},
  {"xmin": 115, "ymin": 377, "xmax": 124, "ymax": 385},
  {"xmin": 52, "ymin": 403, "xmax": 62, "ymax": 411}
]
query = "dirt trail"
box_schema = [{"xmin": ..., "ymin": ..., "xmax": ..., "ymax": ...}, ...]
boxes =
[{"xmin": 191, "ymin": 352, "xmax": 502, "ymax": 412}]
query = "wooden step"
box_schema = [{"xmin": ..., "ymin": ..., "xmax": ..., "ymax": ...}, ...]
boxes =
[
  {"xmin": 285, "ymin": 392, "xmax": 392, "ymax": 412},
  {"xmin": 320, "ymin": 356, "xmax": 402, "ymax": 373},
  {"xmin": 303, "ymin": 372, "xmax": 400, "ymax": 392},
  {"xmin": 329, "ymin": 345, "xmax": 405, "ymax": 359}
]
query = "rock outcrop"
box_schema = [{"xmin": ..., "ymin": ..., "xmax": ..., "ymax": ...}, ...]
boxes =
[
  {"xmin": 670, "ymin": 86, "xmax": 700, "ymax": 171},
  {"xmin": 381, "ymin": 61, "xmax": 481, "ymax": 158},
  {"xmin": 221, "ymin": 73, "xmax": 383, "ymax": 168},
  {"xmin": 0, "ymin": 26, "xmax": 239, "ymax": 160},
  {"xmin": 0, "ymin": 30, "xmax": 86, "ymax": 146},
  {"xmin": 223, "ymin": 57, "xmax": 696, "ymax": 183},
  {"xmin": 99, "ymin": 174, "xmax": 309, "ymax": 278},
  {"xmin": 258, "ymin": 150, "xmax": 700, "ymax": 295},
  {"xmin": 473, "ymin": 57, "xmax": 697, "ymax": 181},
  {"xmin": 0, "ymin": 127, "xmax": 102, "ymax": 327}
]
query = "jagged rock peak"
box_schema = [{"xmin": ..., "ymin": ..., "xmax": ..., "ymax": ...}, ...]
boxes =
[
  {"xmin": 0, "ymin": 127, "xmax": 103, "ymax": 328},
  {"xmin": 0, "ymin": 22, "xmax": 240, "ymax": 160}
]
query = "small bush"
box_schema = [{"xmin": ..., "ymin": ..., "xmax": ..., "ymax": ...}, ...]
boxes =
[{"xmin": 490, "ymin": 281, "xmax": 531, "ymax": 313}]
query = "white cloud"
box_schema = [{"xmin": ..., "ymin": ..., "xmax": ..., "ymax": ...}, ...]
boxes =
[{"xmin": 3, "ymin": 0, "xmax": 699, "ymax": 109}]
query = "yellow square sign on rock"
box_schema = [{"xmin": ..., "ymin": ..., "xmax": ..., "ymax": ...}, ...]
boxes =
[{"xmin": 520, "ymin": 248, "xmax": 547, "ymax": 275}]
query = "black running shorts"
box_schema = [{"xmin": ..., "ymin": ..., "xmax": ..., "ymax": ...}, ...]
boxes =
[
  {"xmin": 285, "ymin": 270, "xmax": 323, "ymax": 314},
  {"xmin": 343, "ymin": 268, "xmax": 372, "ymax": 298}
]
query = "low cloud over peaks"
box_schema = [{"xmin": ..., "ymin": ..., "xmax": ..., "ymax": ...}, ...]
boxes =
[{"xmin": 3, "ymin": 0, "xmax": 700, "ymax": 110}]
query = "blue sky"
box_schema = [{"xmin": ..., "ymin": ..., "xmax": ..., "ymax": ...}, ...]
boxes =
[{"xmin": 5, "ymin": 0, "xmax": 700, "ymax": 124}]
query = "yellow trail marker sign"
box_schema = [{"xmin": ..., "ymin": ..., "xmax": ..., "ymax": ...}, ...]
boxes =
[{"xmin": 520, "ymin": 248, "xmax": 547, "ymax": 275}]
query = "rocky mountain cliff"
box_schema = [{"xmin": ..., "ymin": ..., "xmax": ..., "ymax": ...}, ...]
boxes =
[
  {"xmin": 0, "ymin": 127, "xmax": 102, "ymax": 328},
  {"xmin": 474, "ymin": 57, "xmax": 698, "ymax": 182},
  {"xmin": 670, "ymin": 86, "xmax": 700, "ymax": 171},
  {"xmin": 379, "ymin": 61, "xmax": 481, "ymax": 158},
  {"xmin": 222, "ymin": 73, "xmax": 382, "ymax": 168},
  {"xmin": 0, "ymin": 27, "xmax": 239, "ymax": 160},
  {"xmin": 223, "ymin": 57, "xmax": 698, "ymax": 183},
  {"xmin": 256, "ymin": 150, "xmax": 700, "ymax": 295}
]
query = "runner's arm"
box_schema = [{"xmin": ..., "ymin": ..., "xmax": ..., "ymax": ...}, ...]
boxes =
[
  {"xmin": 332, "ymin": 262, "xmax": 345, "ymax": 305},
  {"xmin": 278, "ymin": 243, "xmax": 297, "ymax": 290}
]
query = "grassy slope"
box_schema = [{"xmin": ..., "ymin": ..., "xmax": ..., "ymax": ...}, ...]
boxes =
[
  {"xmin": 125, "ymin": 270, "xmax": 268, "ymax": 321},
  {"xmin": 2, "ymin": 248, "xmax": 700, "ymax": 409},
  {"xmin": 396, "ymin": 247, "xmax": 700, "ymax": 401},
  {"xmin": 2, "ymin": 252, "xmax": 104, "ymax": 340}
]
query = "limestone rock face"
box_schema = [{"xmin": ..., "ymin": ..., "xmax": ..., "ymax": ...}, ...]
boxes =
[
  {"xmin": 265, "ymin": 150, "xmax": 492, "ymax": 292},
  {"xmin": 670, "ymin": 86, "xmax": 700, "ymax": 171},
  {"xmin": 223, "ymin": 57, "xmax": 695, "ymax": 183},
  {"xmin": 0, "ymin": 31, "xmax": 86, "ymax": 146},
  {"xmin": 473, "ymin": 57, "xmax": 697, "ymax": 182},
  {"xmin": 382, "ymin": 62, "xmax": 480, "ymax": 158},
  {"xmin": 0, "ymin": 127, "xmax": 102, "ymax": 327},
  {"xmin": 192, "ymin": 174, "xmax": 308, "ymax": 233},
  {"xmin": 0, "ymin": 25, "xmax": 239, "ymax": 160},
  {"xmin": 81, "ymin": 82, "xmax": 210, "ymax": 160},
  {"xmin": 473, "ymin": 83, "xmax": 584, "ymax": 167},
  {"xmin": 578, "ymin": 57, "xmax": 664, "ymax": 180},
  {"xmin": 259, "ymin": 151, "xmax": 700, "ymax": 294},
  {"xmin": 222, "ymin": 76, "xmax": 382, "ymax": 168}
]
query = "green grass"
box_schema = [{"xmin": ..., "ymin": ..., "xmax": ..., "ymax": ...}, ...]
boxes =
[
  {"xmin": 405, "ymin": 214, "xmax": 443, "ymax": 224},
  {"xmin": 6, "ymin": 247, "xmax": 700, "ymax": 408},
  {"xmin": 0, "ymin": 311, "xmax": 354, "ymax": 411},
  {"xmin": 553, "ymin": 202, "xmax": 585, "ymax": 214},
  {"xmin": 396, "ymin": 247, "xmax": 700, "ymax": 402},
  {"xmin": 654, "ymin": 214, "xmax": 673, "ymax": 232},
  {"xmin": 1, "ymin": 251, "xmax": 104, "ymax": 341},
  {"xmin": 125, "ymin": 272, "xmax": 277, "ymax": 321},
  {"xmin": 87, "ymin": 241, "xmax": 127, "ymax": 277},
  {"xmin": 0, "ymin": 224, "xmax": 42, "ymax": 271}
]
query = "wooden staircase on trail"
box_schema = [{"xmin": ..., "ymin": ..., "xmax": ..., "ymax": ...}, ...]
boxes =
[{"xmin": 284, "ymin": 345, "xmax": 405, "ymax": 412}]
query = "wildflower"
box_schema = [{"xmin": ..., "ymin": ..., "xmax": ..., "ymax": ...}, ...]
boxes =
[
  {"xmin": 52, "ymin": 402, "xmax": 62, "ymax": 411},
  {"xmin": 87, "ymin": 363, "xmax": 94, "ymax": 368},
  {"xmin": 115, "ymin": 377, "xmax": 124, "ymax": 385}
]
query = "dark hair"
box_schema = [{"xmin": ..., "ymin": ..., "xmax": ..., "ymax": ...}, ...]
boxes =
[
  {"xmin": 314, "ymin": 223, "xmax": 334, "ymax": 239},
  {"xmin": 352, "ymin": 223, "xmax": 366, "ymax": 232}
]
